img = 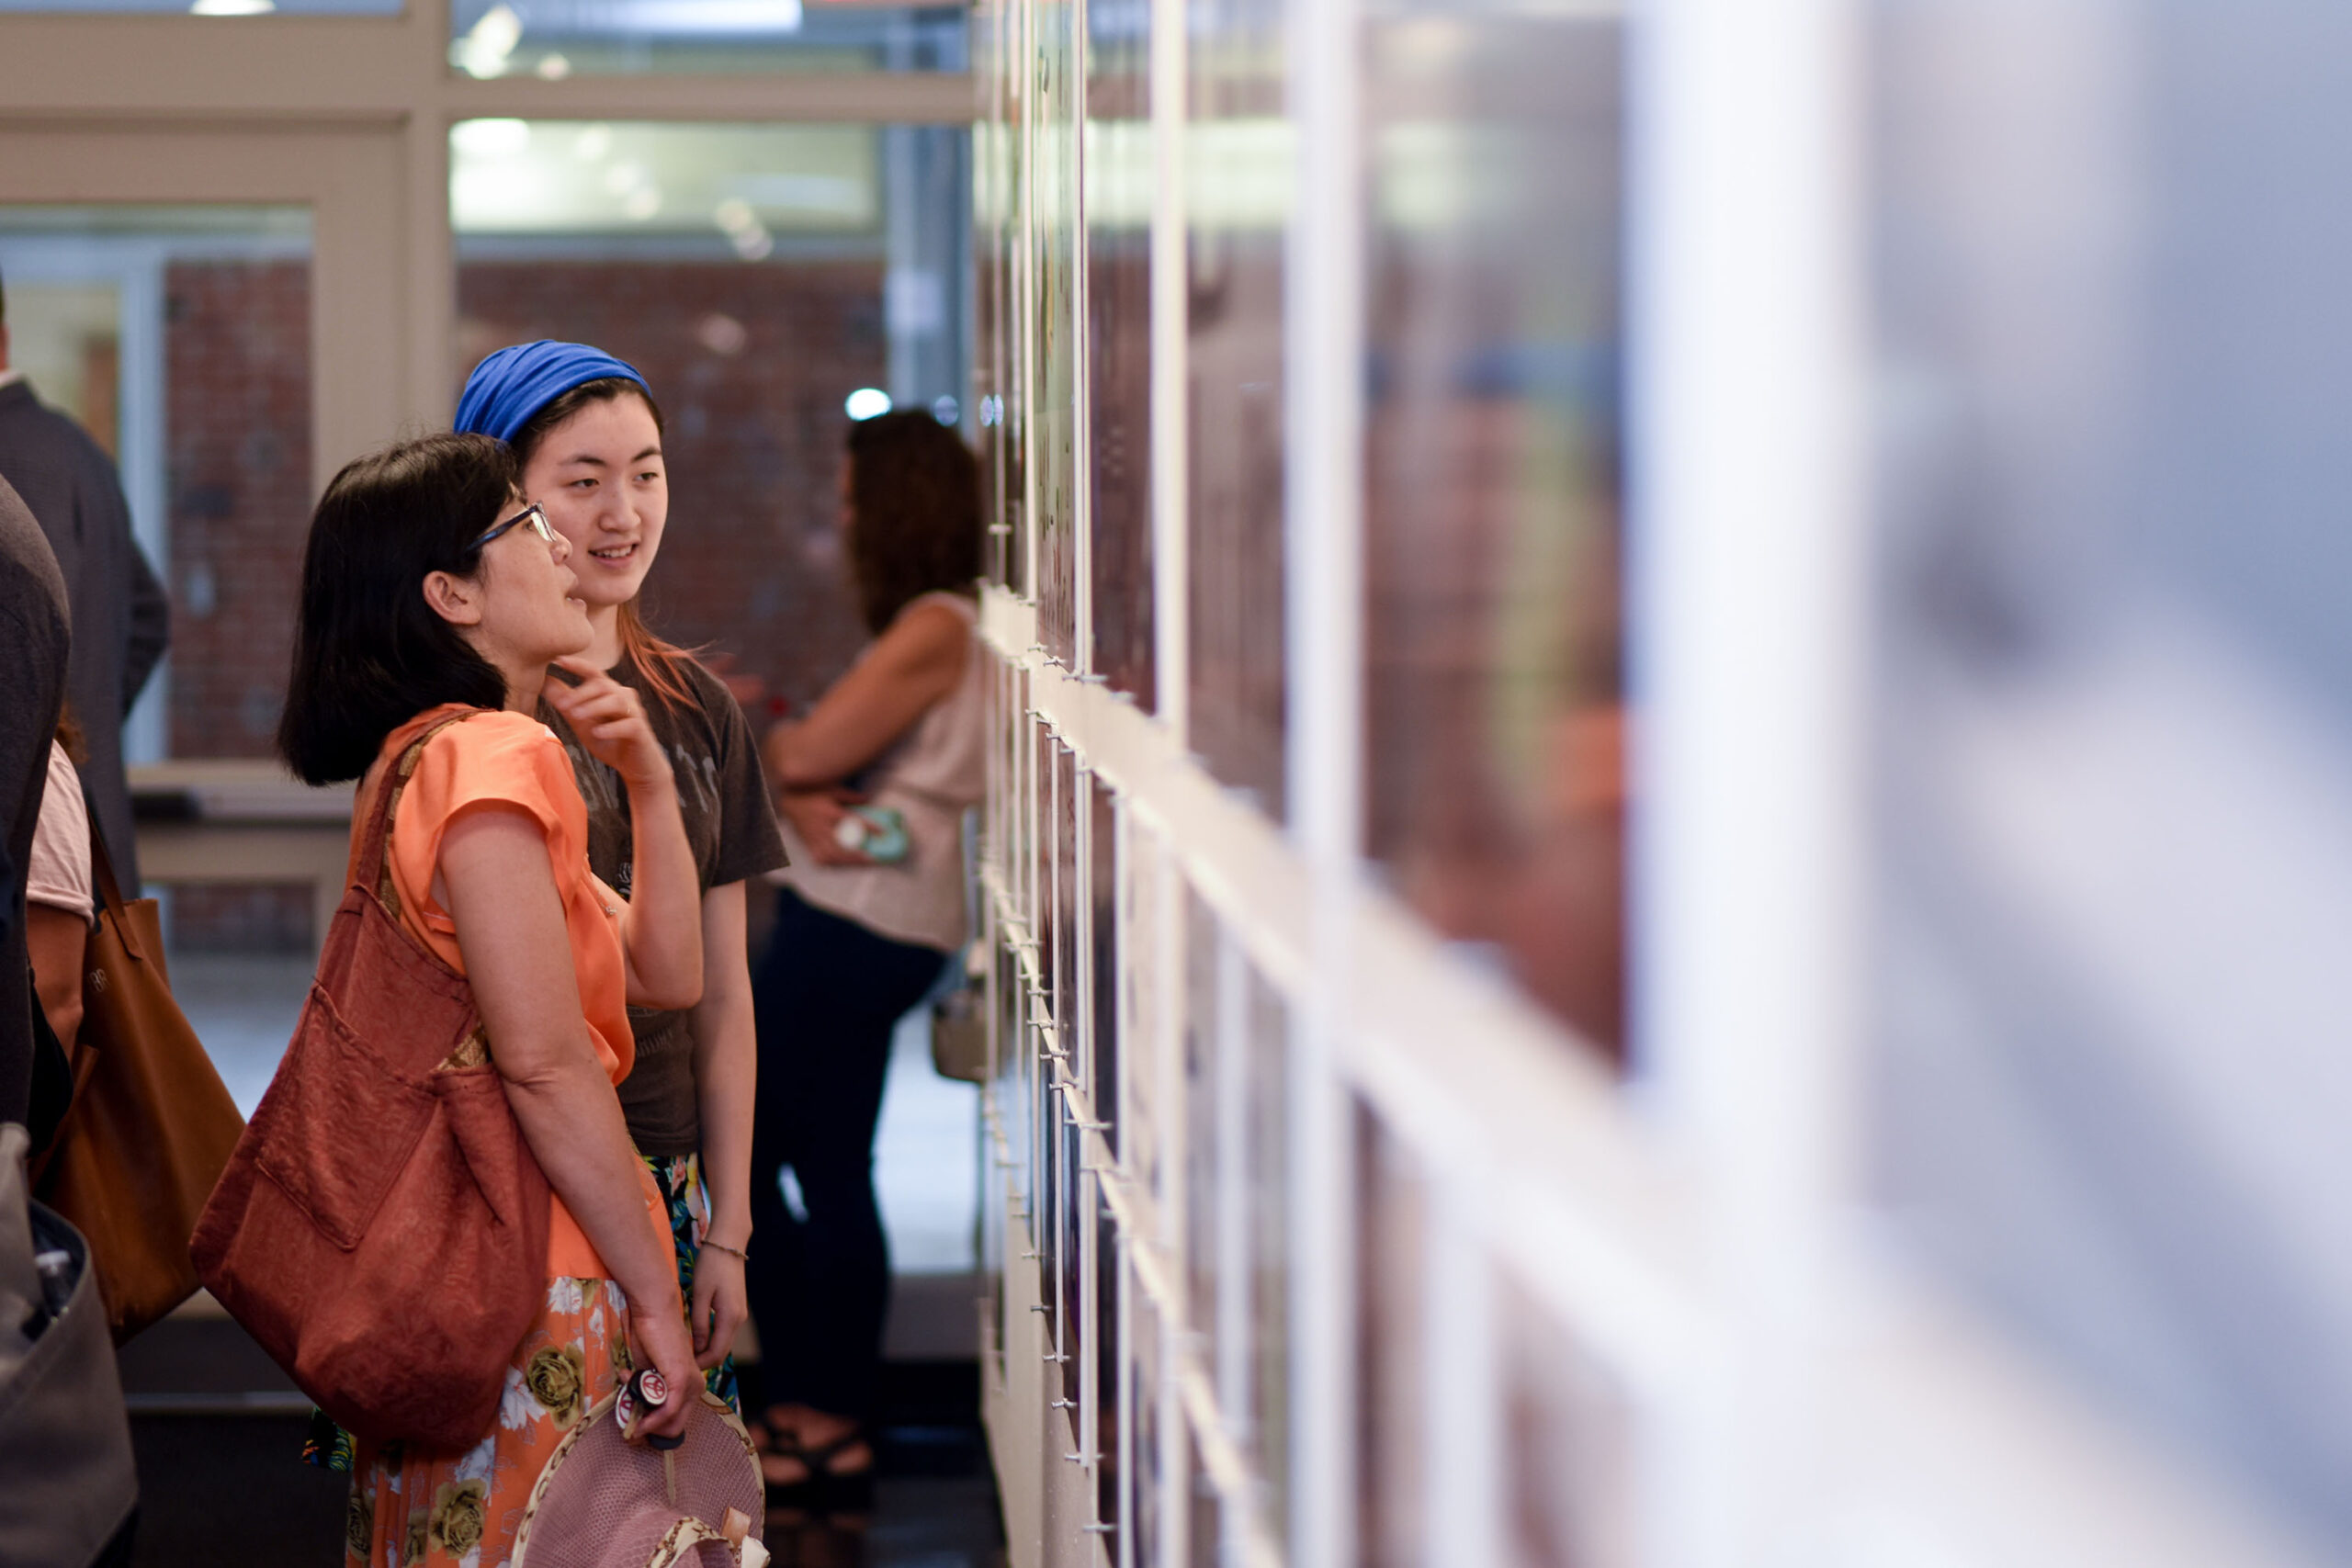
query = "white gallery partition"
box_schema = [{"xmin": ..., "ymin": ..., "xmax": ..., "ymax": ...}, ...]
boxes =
[{"xmin": 969, "ymin": 0, "xmax": 2347, "ymax": 1563}]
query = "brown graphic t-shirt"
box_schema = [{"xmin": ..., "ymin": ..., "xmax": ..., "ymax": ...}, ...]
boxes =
[{"xmin": 538, "ymin": 648, "xmax": 786, "ymax": 1157}]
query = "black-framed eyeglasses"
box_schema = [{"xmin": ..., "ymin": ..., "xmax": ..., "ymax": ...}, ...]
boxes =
[{"xmin": 469, "ymin": 501, "xmax": 555, "ymax": 553}]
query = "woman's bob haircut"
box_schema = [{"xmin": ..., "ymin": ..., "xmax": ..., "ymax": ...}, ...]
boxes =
[{"xmin": 278, "ymin": 432, "xmax": 518, "ymax": 784}]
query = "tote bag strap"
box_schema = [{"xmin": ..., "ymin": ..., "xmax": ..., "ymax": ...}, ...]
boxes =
[
  {"xmin": 351, "ymin": 712, "xmax": 478, "ymax": 916},
  {"xmin": 83, "ymin": 801, "xmax": 142, "ymax": 964}
]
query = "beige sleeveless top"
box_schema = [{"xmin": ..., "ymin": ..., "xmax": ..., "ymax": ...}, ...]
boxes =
[{"xmin": 774, "ymin": 592, "xmax": 984, "ymax": 952}]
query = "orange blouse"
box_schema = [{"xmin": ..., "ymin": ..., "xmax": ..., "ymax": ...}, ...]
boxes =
[{"xmin": 364, "ymin": 705, "xmax": 666, "ymax": 1281}]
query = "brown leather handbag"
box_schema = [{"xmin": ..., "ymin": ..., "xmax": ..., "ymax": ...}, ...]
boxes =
[
  {"xmin": 32, "ymin": 824, "xmax": 245, "ymax": 1344},
  {"xmin": 193, "ymin": 713, "xmax": 552, "ymax": 1452}
]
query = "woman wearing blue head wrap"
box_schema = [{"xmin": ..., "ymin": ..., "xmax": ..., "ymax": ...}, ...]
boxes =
[
  {"xmin": 455, "ymin": 339, "xmax": 650, "ymax": 446},
  {"xmin": 454, "ymin": 342, "xmax": 787, "ymax": 1421}
]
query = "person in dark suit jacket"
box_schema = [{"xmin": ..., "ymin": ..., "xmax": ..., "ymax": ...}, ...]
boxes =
[
  {"xmin": 0, "ymin": 469, "xmax": 136, "ymax": 1565},
  {"xmin": 0, "ymin": 274, "xmax": 170, "ymax": 888},
  {"xmin": 0, "ymin": 471, "xmax": 70, "ymax": 1127}
]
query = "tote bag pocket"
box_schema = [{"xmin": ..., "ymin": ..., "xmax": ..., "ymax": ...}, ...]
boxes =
[{"xmin": 250, "ymin": 987, "xmax": 436, "ymax": 1251}]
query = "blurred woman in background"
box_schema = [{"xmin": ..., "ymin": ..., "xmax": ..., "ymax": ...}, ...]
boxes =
[{"xmin": 749, "ymin": 410, "xmax": 984, "ymax": 1495}]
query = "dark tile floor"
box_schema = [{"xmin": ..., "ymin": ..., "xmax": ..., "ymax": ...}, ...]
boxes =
[
  {"xmin": 119, "ymin": 1320, "xmax": 1005, "ymax": 1568},
  {"xmin": 128, "ymin": 1415, "xmax": 346, "ymax": 1565}
]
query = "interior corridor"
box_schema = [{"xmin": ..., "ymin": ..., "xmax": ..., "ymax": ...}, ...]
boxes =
[{"xmin": 4, "ymin": 1, "xmax": 2350, "ymax": 1566}]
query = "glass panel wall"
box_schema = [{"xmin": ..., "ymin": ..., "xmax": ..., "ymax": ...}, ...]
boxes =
[
  {"xmin": 972, "ymin": 0, "xmax": 2352, "ymax": 1551},
  {"xmin": 0, "ymin": 204, "xmax": 316, "ymax": 1112},
  {"xmin": 1184, "ymin": 0, "xmax": 1288, "ymax": 817},
  {"xmin": 1358, "ymin": 3, "xmax": 1626, "ymax": 1062},
  {"xmin": 0, "ymin": 0, "xmax": 396, "ymax": 11},
  {"xmin": 1083, "ymin": 0, "xmax": 1153, "ymax": 703},
  {"xmin": 974, "ymin": 0, "xmax": 1023, "ymax": 592},
  {"xmin": 0, "ymin": 205, "xmax": 312, "ymax": 769},
  {"xmin": 448, "ymin": 0, "xmax": 966, "ymax": 78},
  {"xmin": 1030, "ymin": 0, "xmax": 1083, "ymax": 664},
  {"xmin": 976, "ymin": 0, "xmax": 1634, "ymax": 1549}
]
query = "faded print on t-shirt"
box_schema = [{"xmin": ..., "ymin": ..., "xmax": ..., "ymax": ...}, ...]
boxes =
[{"xmin": 537, "ymin": 648, "xmax": 786, "ymax": 1156}]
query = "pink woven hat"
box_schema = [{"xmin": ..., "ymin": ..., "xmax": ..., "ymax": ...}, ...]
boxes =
[{"xmin": 512, "ymin": 1371, "xmax": 767, "ymax": 1568}]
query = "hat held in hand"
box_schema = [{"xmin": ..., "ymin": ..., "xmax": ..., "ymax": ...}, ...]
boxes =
[{"xmin": 513, "ymin": 1368, "xmax": 768, "ymax": 1568}]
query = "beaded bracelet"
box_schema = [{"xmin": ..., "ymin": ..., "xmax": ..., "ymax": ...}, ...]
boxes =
[{"xmin": 702, "ymin": 1237, "xmax": 750, "ymax": 1263}]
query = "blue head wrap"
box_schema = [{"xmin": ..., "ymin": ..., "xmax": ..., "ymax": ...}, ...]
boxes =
[{"xmin": 455, "ymin": 340, "xmax": 651, "ymax": 446}]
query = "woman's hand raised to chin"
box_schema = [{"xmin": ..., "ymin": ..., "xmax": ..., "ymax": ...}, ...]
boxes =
[
  {"xmin": 548, "ymin": 656, "xmax": 703, "ymax": 1008},
  {"xmin": 546, "ymin": 657, "xmax": 673, "ymax": 795}
]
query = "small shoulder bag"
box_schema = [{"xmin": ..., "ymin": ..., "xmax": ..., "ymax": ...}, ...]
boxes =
[{"xmin": 193, "ymin": 713, "xmax": 552, "ymax": 1451}]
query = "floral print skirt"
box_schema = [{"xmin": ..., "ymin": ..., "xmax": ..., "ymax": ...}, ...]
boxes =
[
  {"xmin": 343, "ymin": 1276, "xmax": 628, "ymax": 1568},
  {"xmin": 309, "ymin": 1151, "xmax": 738, "ymax": 1484}
]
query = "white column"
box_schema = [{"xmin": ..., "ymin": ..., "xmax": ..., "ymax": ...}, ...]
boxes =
[
  {"xmin": 1069, "ymin": 0, "xmax": 1095, "ymax": 672},
  {"xmin": 1284, "ymin": 0, "xmax": 1365, "ymax": 1553},
  {"xmin": 119, "ymin": 249, "xmax": 168, "ymax": 765},
  {"xmin": 1147, "ymin": 0, "xmax": 1189, "ymax": 742},
  {"xmin": 1630, "ymin": 0, "xmax": 1867, "ymax": 1560}
]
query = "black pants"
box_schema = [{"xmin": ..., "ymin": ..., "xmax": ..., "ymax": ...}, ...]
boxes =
[{"xmin": 747, "ymin": 886, "xmax": 946, "ymax": 1421}]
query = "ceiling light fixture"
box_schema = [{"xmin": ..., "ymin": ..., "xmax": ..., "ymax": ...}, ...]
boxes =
[
  {"xmin": 455, "ymin": 4, "xmax": 524, "ymax": 79},
  {"xmin": 452, "ymin": 118, "xmax": 532, "ymax": 160}
]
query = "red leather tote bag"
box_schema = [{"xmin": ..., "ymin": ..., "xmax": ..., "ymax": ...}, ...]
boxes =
[{"xmin": 192, "ymin": 714, "xmax": 550, "ymax": 1451}]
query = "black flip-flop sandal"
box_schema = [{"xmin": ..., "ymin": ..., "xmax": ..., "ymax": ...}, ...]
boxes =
[
  {"xmin": 801, "ymin": 1428, "xmax": 876, "ymax": 1512},
  {"xmin": 744, "ymin": 1407, "xmax": 796, "ymax": 1455},
  {"xmin": 760, "ymin": 1431, "xmax": 825, "ymax": 1507}
]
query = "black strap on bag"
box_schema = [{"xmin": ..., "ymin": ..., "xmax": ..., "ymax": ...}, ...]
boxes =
[
  {"xmin": 23, "ymin": 968, "xmax": 71, "ymax": 1160},
  {"xmin": 24, "ymin": 767, "xmax": 137, "ymax": 1163}
]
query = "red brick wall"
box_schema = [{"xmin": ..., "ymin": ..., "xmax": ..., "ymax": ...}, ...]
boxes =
[
  {"xmin": 164, "ymin": 260, "xmax": 312, "ymax": 759},
  {"xmin": 162, "ymin": 258, "xmax": 892, "ymax": 764},
  {"xmin": 170, "ymin": 884, "xmax": 313, "ymax": 953}
]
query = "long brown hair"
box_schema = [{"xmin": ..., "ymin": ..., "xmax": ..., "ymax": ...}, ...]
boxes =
[
  {"xmin": 844, "ymin": 411, "xmax": 982, "ymax": 635},
  {"xmin": 510, "ymin": 377, "xmax": 703, "ymax": 713},
  {"xmin": 53, "ymin": 702, "xmax": 86, "ymax": 767}
]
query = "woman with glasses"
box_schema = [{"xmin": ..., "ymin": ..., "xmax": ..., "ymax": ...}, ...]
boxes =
[
  {"xmin": 456, "ymin": 342, "xmax": 786, "ymax": 1415},
  {"xmin": 278, "ymin": 433, "xmax": 705, "ymax": 1566}
]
